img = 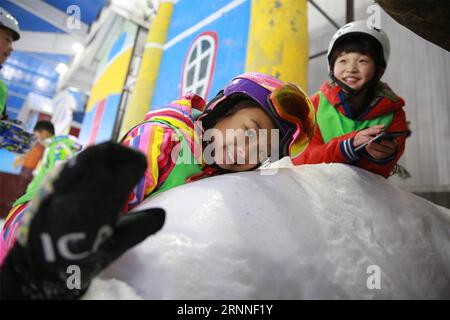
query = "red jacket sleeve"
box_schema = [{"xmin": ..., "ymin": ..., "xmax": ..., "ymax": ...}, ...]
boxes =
[
  {"xmin": 293, "ymin": 93, "xmax": 408, "ymax": 179},
  {"xmin": 355, "ymin": 108, "xmax": 407, "ymax": 178},
  {"xmin": 293, "ymin": 93, "xmax": 358, "ymax": 165}
]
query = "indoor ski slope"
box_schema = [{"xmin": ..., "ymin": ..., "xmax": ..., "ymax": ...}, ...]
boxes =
[{"xmin": 85, "ymin": 162, "xmax": 450, "ymax": 299}]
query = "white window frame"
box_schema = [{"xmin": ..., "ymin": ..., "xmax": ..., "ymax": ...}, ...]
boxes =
[{"xmin": 181, "ymin": 32, "xmax": 217, "ymax": 98}]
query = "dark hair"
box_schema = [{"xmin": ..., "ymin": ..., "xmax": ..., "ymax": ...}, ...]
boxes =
[
  {"xmin": 220, "ymin": 98, "xmax": 261, "ymax": 118},
  {"xmin": 329, "ymin": 34, "xmax": 385, "ymax": 71},
  {"xmin": 33, "ymin": 120, "xmax": 55, "ymax": 135},
  {"xmin": 203, "ymin": 96, "xmax": 262, "ymax": 129}
]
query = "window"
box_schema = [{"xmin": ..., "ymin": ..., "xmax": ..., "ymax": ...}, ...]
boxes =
[{"xmin": 181, "ymin": 31, "xmax": 217, "ymax": 99}]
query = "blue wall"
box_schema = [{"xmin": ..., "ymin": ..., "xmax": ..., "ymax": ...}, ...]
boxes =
[
  {"xmin": 1, "ymin": 52, "xmax": 70, "ymax": 119},
  {"xmin": 151, "ymin": 0, "xmax": 250, "ymax": 108}
]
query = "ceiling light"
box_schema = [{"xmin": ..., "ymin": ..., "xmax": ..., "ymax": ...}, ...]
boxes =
[
  {"xmin": 72, "ymin": 42, "xmax": 84, "ymax": 55},
  {"xmin": 56, "ymin": 63, "xmax": 68, "ymax": 75},
  {"xmin": 36, "ymin": 77, "xmax": 47, "ymax": 89}
]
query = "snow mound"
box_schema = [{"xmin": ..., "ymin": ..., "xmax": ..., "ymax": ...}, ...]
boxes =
[
  {"xmin": 88, "ymin": 163, "xmax": 450, "ymax": 299},
  {"xmin": 82, "ymin": 278, "xmax": 143, "ymax": 300}
]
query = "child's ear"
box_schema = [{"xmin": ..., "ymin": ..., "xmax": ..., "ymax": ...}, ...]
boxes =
[{"xmin": 377, "ymin": 68, "xmax": 386, "ymax": 78}]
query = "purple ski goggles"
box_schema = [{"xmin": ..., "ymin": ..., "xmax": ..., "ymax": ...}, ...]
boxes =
[{"xmin": 199, "ymin": 73, "xmax": 315, "ymax": 160}]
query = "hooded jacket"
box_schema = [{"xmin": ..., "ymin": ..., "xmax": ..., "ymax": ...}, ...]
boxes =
[
  {"xmin": 293, "ymin": 81, "xmax": 408, "ymax": 178},
  {"xmin": 1, "ymin": 94, "xmax": 217, "ymax": 264},
  {"xmin": 120, "ymin": 93, "xmax": 216, "ymax": 211}
]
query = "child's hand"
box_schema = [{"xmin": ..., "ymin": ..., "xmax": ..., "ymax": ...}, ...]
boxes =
[
  {"xmin": 353, "ymin": 125, "xmax": 397, "ymax": 160},
  {"xmin": 13, "ymin": 155, "xmax": 25, "ymax": 168},
  {"xmin": 353, "ymin": 125, "xmax": 385, "ymax": 148},
  {"xmin": 366, "ymin": 139, "xmax": 397, "ymax": 159}
]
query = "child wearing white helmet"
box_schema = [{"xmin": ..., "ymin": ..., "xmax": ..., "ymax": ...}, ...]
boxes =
[
  {"xmin": 0, "ymin": 7, "xmax": 20, "ymax": 120},
  {"xmin": 294, "ymin": 20, "xmax": 409, "ymax": 178}
]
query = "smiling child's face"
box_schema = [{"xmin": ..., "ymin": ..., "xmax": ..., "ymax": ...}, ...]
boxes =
[
  {"xmin": 333, "ymin": 51, "xmax": 376, "ymax": 91},
  {"xmin": 0, "ymin": 27, "xmax": 13, "ymax": 66},
  {"xmin": 210, "ymin": 106, "xmax": 277, "ymax": 172}
]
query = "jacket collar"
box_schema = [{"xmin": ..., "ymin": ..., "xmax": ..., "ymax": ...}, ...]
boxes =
[{"xmin": 320, "ymin": 80, "xmax": 405, "ymax": 118}]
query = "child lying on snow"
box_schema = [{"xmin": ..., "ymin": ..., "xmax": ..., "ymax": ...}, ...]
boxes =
[{"xmin": 0, "ymin": 72, "xmax": 315, "ymax": 299}]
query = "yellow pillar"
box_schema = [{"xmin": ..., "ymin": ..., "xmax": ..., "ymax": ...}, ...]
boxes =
[
  {"xmin": 245, "ymin": 0, "xmax": 309, "ymax": 90},
  {"xmin": 119, "ymin": 0, "xmax": 175, "ymax": 139}
]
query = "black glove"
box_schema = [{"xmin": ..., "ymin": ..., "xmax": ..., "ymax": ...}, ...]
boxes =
[{"xmin": 0, "ymin": 142, "xmax": 165, "ymax": 299}]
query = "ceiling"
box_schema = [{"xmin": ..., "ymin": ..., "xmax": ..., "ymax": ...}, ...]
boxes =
[
  {"xmin": 1, "ymin": 0, "xmax": 159, "ymax": 119},
  {"xmin": 0, "ymin": 0, "xmax": 109, "ymax": 117}
]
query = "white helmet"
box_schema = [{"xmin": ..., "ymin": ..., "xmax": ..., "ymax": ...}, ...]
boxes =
[
  {"xmin": 327, "ymin": 20, "xmax": 390, "ymax": 72},
  {"xmin": 0, "ymin": 7, "xmax": 20, "ymax": 41}
]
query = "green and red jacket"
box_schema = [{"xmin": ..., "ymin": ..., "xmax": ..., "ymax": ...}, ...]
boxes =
[
  {"xmin": 0, "ymin": 79, "xmax": 7, "ymax": 119},
  {"xmin": 293, "ymin": 81, "xmax": 408, "ymax": 178}
]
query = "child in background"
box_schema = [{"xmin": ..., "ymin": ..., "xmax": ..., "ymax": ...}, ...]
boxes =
[
  {"xmin": 12, "ymin": 120, "xmax": 81, "ymax": 206},
  {"xmin": 0, "ymin": 7, "xmax": 20, "ymax": 120},
  {"xmin": 294, "ymin": 20, "xmax": 409, "ymax": 178},
  {"xmin": 0, "ymin": 72, "xmax": 315, "ymax": 299},
  {"xmin": 0, "ymin": 120, "xmax": 80, "ymax": 261}
]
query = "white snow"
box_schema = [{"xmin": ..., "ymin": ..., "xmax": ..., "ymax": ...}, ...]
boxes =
[
  {"xmin": 82, "ymin": 163, "xmax": 450, "ymax": 299},
  {"xmin": 82, "ymin": 278, "xmax": 143, "ymax": 300}
]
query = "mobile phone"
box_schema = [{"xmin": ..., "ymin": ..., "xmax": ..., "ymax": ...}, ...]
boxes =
[
  {"xmin": 354, "ymin": 130, "xmax": 410, "ymax": 153},
  {"xmin": 381, "ymin": 131, "xmax": 411, "ymax": 139}
]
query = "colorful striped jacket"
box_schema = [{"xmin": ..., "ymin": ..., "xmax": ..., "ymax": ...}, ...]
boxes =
[
  {"xmin": 0, "ymin": 94, "xmax": 214, "ymax": 265},
  {"xmin": 121, "ymin": 93, "xmax": 212, "ymax": 211}
]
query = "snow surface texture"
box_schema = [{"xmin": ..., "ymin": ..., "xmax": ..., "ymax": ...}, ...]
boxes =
[{"xmin": 86, "ymin": 162, "xmax": 450, "ymax": 299}]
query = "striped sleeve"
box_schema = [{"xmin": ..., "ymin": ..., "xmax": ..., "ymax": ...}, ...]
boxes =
[
  {"xmin": 121, "ymin": 121, "xmax": 177, "ymax": 211},
  {"xmin": 339, "ymin": 138, "xmax": 360, "ymax": 162},
  {"xmin": 0, "ymin": 203, "xmax": 28, "ymax": 266}
]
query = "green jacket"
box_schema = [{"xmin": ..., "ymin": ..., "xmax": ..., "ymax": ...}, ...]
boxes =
[
  {"xmin": 14, "ymin": 135, "xmax": 81, "ymax": 206},
  {"xmin": 0, "ymin": 79, "xmax": 7, "ymax": 119}
]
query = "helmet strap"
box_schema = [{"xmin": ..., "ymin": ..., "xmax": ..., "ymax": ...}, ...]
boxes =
[
  {"xmin": 329, "ymin": 70, "xmax": 358, "ymax": 105},
  {"xmin": 329, "ymin": 68, "xmax": 383, "ymax": 109}
]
